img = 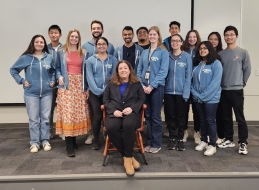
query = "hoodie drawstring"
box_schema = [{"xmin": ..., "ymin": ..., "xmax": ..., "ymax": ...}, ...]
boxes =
[{"xmin": 30, "ymin": 57, "xmax": 35, "ymax": 75}]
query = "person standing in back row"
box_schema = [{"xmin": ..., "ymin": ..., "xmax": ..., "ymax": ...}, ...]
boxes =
[
  {"xmin": 135, "ymin": 27, "xmax": 150, "ymax": 50},
  {"xmin": 114, "ymin": 26, "xmax": 143, "ymax": 72},
  {"xmin": 217, "ymin": 26, "xmax": 251, "ymax": 155}
]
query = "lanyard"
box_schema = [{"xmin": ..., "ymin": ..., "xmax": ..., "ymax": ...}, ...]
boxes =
[{"xmin": 148, "ymin": 49, "xmax": 155, "ymax": 70}]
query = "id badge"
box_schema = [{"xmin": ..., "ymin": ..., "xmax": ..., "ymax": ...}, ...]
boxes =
[{"xmin": 145, "ymin": 70, "xmax": 150, "ymax": 80}]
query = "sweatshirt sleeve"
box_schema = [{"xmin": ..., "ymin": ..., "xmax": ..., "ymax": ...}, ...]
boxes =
[
  {"xmin": 86, "ymin": 59, "xmax": 104, "ymax": 95},
  {"xmin": 10, "ymin": 56, "xmax": 27, "ymax": 85},
  {"xmin": 150, "ymin": 50, "xmax": 169, "ymax": 88},
  {"xmin": 136, "ymin": 53, "xmax": 144, "ymax": 86},
  {"xmin": 49, "ymin": 56, "xmax": 56, "ymax": 82},
  {"xmin": 182, "ymin": 55, "xmax": 193, "ymax": 101},
  {"xmin": 56, "ymin": 50, "xmax": 62, "ymax": 80},
  {"xmin": 199, "ymin": 60, "xmax": 223, "ymax": 102},
  {"xmin": 108, "ymin": 43, "xmax": 115, "ymax": 55},
  {"xmin": 242, "ymin": 50, "xmax": 251, "ymax": 87}
]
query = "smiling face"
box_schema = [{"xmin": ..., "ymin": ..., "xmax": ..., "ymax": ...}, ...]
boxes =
[
  {"xmin": 69, "ymin": 32, "xmax": 79, "ymax": 45},
  {"xmin": 48, "ymin": 29, "xmax": 61, "ymax": 43},
  {"xmin": 149, "ymin": 30, "xmax": 159, "ymax": 43},
  {"xmin": 118, "ymin": 62, "xmax": 130, "ymax": 80},
  {"xmin": 96, "ymin": 38, "xmax": 108, "ymax": 53},
  {"xmin": 91, "ymin": 23, "xmax": 103, "ymax": 39},
  {"xmin": 137, "ymin": 29, "xmax": 148, "ymax": 42},
  {"xmin": 208, "ymin": 34, "xmax": 219, "ymax": 48},
  {"xmin": 188, "ymin": 32, "xmax": 197, "ymax": 46},
  {"xmin": 199, "ymin": 44, "xmax": 209, "ymax": 58},
  {"xmin": 34, "ymin": 37, "xmax": 45, "ymax": 52},
  {"xmin": 224, "ymin": 30, "xmax": 238, "ymax": 45},
  {"xmin": 169, "ymin": 24, "xmax": 180, "ymax": 36},
  {"xmin": 171, "ymin": 35, "xmax": 182, "ymax": 51},
  {"xmin": 122, "ymin": 30, "xmax": 134, "ymax": 44}
]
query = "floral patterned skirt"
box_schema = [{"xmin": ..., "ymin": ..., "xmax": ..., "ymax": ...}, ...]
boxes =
[{"xmin": 56, "ymin": 74, "xmax": 91, "ymax": 136}]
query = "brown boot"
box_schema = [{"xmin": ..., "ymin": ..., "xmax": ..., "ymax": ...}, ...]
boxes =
[
  {"xmin": 123, "ymin": 157, "xmax": 135, "ymax": 176},
  {"xmin": 132, "ymin": 157, "xmax": 140, "ymax": 170}
]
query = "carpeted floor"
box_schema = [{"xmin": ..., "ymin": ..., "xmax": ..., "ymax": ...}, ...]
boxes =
[{"xmin": 0, "ymin": 125, "xmax": 259, "ymax": 176}]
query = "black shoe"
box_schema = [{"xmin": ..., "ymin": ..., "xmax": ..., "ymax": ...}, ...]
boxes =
[
  {"xmin": 176, "ymin": 140, "xmax": 185, "ymax": 151},
  {"xmin": 92, "ymin": 140, "xmax": 100, "ymax": 150},
  {"xmin": 73, "ymin": 137, "xmax": 78, "ymax": 150},
  {"xmin": 65, "ymin": 137, "xmax": 75, "ymax": 157},
  {"xmin": 167, "ymin": 139, "xmax": 176, "ymax": 150}
]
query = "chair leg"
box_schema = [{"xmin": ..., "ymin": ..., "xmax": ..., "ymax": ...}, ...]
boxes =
[
  {"xmin": 137, "ymin": 132, "xmax": 145, "ymax": 154},
  {"xmin": 141, "ymin": 153, "xmax": 148, "ymax": 165},
  {"xmin": 102, "ymin": 155, "xmax": 108, "ymax": 166}
]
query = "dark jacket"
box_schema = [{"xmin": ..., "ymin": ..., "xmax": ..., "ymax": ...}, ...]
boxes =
[{"xmin": 103, "ymin": 81, "xmax": 145, "ymax": 117}]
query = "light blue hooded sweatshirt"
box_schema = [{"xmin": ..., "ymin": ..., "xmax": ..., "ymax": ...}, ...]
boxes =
[
  {"xmin": 137, "ymin": 47, "xmax": 169, "ymax": 88},
  {"xmin": 56, "ymin": 50, "xmax": 89, "ymax": 91},
  {"xmin": 114, "ymin": 44, "xmax": 143, "ymax": 72},
  {"xmin": 47, "ymin": 43, "xmax": 63, "ymax": 68},
  {"xmin": 86, "ymin": 54, "xmax": 117, "ymax": 96},
  {"xmin": 10, "ymin": 52, "xmax": 55, "ymax": 97},
  {"xmin": 82, "ymin": 40, "xmax": 115, "ymax": 56},
  {"xmin": 191, "ymin": 59, "xmax": 222, "ymax": 103},
  {"xmin": 165, "ymin": 51, "xmax": 192, "ymax": 101}
]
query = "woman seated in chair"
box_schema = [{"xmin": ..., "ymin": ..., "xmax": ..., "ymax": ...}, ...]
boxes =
[{"xmin": 103, "ymin": 60, "xmax": 145, "ymax": 176}]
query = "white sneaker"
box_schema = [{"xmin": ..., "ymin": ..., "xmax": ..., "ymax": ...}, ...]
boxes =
[
  {"xmin": 43, "ymin": 142, "xmax": 52, "ymax": 151},
  {"xmin": 144, "ymin": 146, "xmax": 151, "ymax": 152},
  {"xmin": 217, "ymin": 139, "xmax": 235, "ymax": 148},
  {"xmin": 216, "ymin": 138, "xmax": 224, "ymax": 145},
  {"xmin": 85, "ymin": 134, "xmax": 94, "ymax": 145},
  {"xmin": 238, "ymin": 143, "xmax": 248, "ymax": 155},
  {"xmin": 183, "ymin": 130, "xmax": 188, "ymax": 142},
  {"xmin": 150, "ymin": 147, "xmax": 161, "ymax": 154},
  {"xmin": 30, "ymin": 144, "xmax": 39, "ymax": 153},
  {"xmin": 204, "ymin": 145, "xmax": 216, "ymax": 156},
  {"xmin": 193, "ymin": 131, "xmax": 201, "ymax": 144},
  {"xmin": 195, "ymin": 141, "xmax": 208, "ymax": 151},
  {"xmin": 59, "ymin": 134, "xmax": 65, "ymax": 140}
]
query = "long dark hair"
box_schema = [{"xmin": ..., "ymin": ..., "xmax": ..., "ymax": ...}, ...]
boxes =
[
  {"xmin": 208, "ymin": 32, "xmax": 223, "ymax": 53},
  {"xmin": 193, "ymin": 41, "xmax": 218, "ymax": 66},
  {"xmin": 22, "ymin": 35, "xmax": 49, "ymax": 56},
  {"xmin": 109, "ymin": 60, "xmax": 140, "ymax": 85}
]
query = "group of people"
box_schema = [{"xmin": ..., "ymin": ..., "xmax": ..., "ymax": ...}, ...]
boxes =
[{"xmin": 10, "ymin": 20, "xmax": 251, "ymax": 176}]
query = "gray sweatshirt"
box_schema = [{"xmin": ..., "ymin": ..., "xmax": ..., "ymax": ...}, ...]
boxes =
[{"xmin": 219, "ymin": 46, "xmax": 251, "ymax": 90}]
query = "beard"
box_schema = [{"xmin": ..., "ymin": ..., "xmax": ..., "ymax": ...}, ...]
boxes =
[
  {"xmin": 92, "ymin": 32, "xmax": 102, "ymax": 39},
  {"xmin": 138, "ymin": 39, "xmax": 145, "ymax": 43}
]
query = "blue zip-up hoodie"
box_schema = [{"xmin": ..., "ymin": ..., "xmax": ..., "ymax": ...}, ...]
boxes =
[
  {"xmin": 56, "ymin": 50, "xmax": 89, "ymax": 91},
  {"xmin": 47, "ymin": 43, "xmax": 63, "ymax": 68},
  {"xmin": 10, "ymin": 52, "xmax": 55, "ymax": 97},
  {"xmin": 137, "ymin": 47, "xmax": 169, "ymax": 88},
  {"xmin": 114, "ymin": 44, "xmax": 143, "ymax": 72},
  {"xmin": 191, "ymin": 59, "xmax": 222, "ymax": 103},
  {"xmin": 82, "ymin": 40, "xmax": 115, "ymax": 56},
  {"xmin": 86, "ymin": 54, "xmax": 117, "ymax": 96},
  {"xmin": 187, "ymin": 48, "xmax": 196, "ymax": 59},
  {"xmin": 165, "ymin": 51, "xmax": 192, "ymax": 101}
]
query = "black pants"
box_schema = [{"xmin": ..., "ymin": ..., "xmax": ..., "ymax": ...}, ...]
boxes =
[
  {"xmin": 216, "ymin": 94, "xmax": 224, "ymax": 139},
  {"xmin": 106, "ymin": 113, "xmax": 140, "ymax": 157},
  {"xmin": 185, "ymin": 94, "xmax": 200, "ymax": 132},
  {"xmin": 50, "ymin": 87, "xmax": 58, "ymax": 133},
  {"xmin": 164, "ymin": 94, "xmax": 187, "ymax": 140},
  {"xmin": 221, "ymin": 89, "xmax": 248, "ymax": 143},
  {"xmin": 89, "ymin": 91, "xmax": 103, "ymax": 141}
]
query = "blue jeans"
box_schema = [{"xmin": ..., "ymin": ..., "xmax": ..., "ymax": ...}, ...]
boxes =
[
  {"xmin": 145, "ymin": 85, "xmax": 164, "ymax": 148},
  {"xmin": 194, "ymin": 102, "xmax": 218, "ymax": 146},
  {"xmin": 24, "ymin": 95, "xmax": 52, "ymax": 146}
]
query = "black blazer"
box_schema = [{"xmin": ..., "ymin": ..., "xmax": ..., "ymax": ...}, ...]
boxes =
[{"xmin": 103, "ymin": 81, "xmax": 145, "ymax": 117}]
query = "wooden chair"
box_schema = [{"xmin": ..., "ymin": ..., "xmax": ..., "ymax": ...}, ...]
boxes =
[{"xmin": 101, "ymin": 104, "xmax": 148, "ymax": 166}]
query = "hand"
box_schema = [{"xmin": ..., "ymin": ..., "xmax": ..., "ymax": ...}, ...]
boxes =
[
  {"xmin": 59, "ymin": 76, "xmax": 65, "ymax": 86},
  {"xmin": 145, "ymin": 85, "xmax": 153, "ymax": 94},
  {"xmin": 86, "ymin": 89, "xmax": 89, "ymax": 100},
  {"xmin": 23, "ymin": 80, "xmax": 30, "ymax": 87},
  {"xmin": 114, "ymin": 110, "xmax": 123, "ymax": 117},
  {"xmin": 122, "ymin": 107, "xmax": 132, "ymax": 115},
  {"xmin": 143, "ymin": 86, "xmax": 149, "ymax": 94},
  {"xmin": 50, "ymin": 82, "xmax": 54, "ymax": 87}
]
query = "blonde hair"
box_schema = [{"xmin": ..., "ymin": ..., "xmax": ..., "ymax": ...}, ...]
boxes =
[
  {"xmin": 62, "ymin": 29, "xmax": 84, "ymax": 57},
  {"xmin": 148, "ymin": 26, "xmax": 166, "ymax": 49}
]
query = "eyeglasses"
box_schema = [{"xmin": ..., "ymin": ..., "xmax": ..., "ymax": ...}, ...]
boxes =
[
  {"xmin": 171, "ymin": 40, "xmax": 182, "ymax": 43},
  {"xmin": 224, "ymin": 33, "xmax": 236, "ymax": 37},
  {"xmin": 198, "ymin": 47, "xmax": 208, "ymax": 51},
  {"xmin": 97, "ymin": 43, "xmax": 107, "ymax": 47}
]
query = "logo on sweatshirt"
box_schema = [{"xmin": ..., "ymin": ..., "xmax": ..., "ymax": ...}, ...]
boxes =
[
  {"xmin": 150, "ymin": 56, "xmax": 159, "ymax": 61},
  {"xmin": 106, "ymin": 63, "xmax": 112, "ymax": 69},
  {"xmin": 178, "ymin": 62, "xmax": 186, "ymax": 67},
  {"xmin": 202, "ymin": 69, "xmax": 211, "ymax": 73},
  {"xmin": 43, "ymin": 63, "xmax": 51, "ymax": 70}
]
